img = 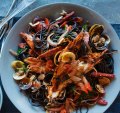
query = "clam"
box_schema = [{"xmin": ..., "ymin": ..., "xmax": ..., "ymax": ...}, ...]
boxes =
[
  {"xmin": 89, "ymin": 24, "xmax": 104, "ymax": 37},
  {"xmin": 11, "ymin": 60, "xmax": 24, "ymax": 70},
  {"xmin": 95, "ymin": 34, "xmax": 110, "ymax": 50},
  {"xmin": 89, "ymin": 24, "xmax": 110, "ymax": 50},
  {"xmin": 92, "ymin": 35, "xmax": 100, "ymax": 43},
  {"xmin": 31, "ymin": 80, "xmax": 41, "ymax": 92},
  {"xmin": 91, "ymin": 34, "xmax": 110, "ymax": 50},
  {"xmin": 95, "ymin": 84, "xmax": 105, "ymax": 94},
  {"xmin": 19, "ymin": 77, "xmax": 32, "ymax": 90},
  {"xmin": 13, "ymin": 71, "xmax": 26, "ymax": 80},
  {"xmin": 19, "ymin": 75, "xmax": 35, "ymax": 90}
]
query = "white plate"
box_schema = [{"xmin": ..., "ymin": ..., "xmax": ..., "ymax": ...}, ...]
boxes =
[{"xmin": 0, "ymin": 3, "xmax": 120, "ymax": 113}]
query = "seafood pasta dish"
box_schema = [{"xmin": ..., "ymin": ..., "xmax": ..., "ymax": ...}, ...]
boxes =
[{"xmin": 10, "ymin": 10, "xmax": 115, "ymax": 113}]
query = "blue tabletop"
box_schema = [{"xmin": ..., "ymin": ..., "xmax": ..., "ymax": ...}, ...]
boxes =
[{"xmin": 0, "ymin": 0, "xmax": 120, "ymax": 24}]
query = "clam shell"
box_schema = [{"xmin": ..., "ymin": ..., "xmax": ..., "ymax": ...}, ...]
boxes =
[
  {"xmin": 96, "ymin": 34, "xmax": 110, "ymax": 50},
  {"xmin": 19, "ymin": 82, "xmax": 32, "ymax": 90},
  {"xmin": 102, "ymin": 34, "xmax": 110, "ymax": 45},
  {"xmin": 89, "ymin": 24, "xmax": 104, "ymax": 37},
  {"xmin": 19, "ymin": 77, "xmax": 32, "ymax": 90},
  {"xmin": 11, "ymin": 60, "xmax": 24, "ymax": 70},
  {"xmin": 13, "ymin": 73, "xmax": 26, "ymax": 80}
]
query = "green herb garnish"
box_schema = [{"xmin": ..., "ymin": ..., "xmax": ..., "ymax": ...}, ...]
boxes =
[
  {"xmin": 17, "ymin": 47, "xmax": 28, "ymax": 55},
  {"xmin": 82, "ymin": 24, "xmax": 88, "ymax": 31}
]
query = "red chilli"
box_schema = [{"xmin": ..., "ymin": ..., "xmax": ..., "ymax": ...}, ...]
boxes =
[
  {"xmin": 91, "ymin": 72, "xmax": 115, "ymax": 79},
  {"xmin": 97, "ymin": 97, "xmax": 108, "ymax": 105},
  {"xmin": 45, "ymin": 18, "xmax": 50, "ymax": 29},
  {"xmin": 56, "ymin": 11, "xmax": 75, "ymax": 24}
]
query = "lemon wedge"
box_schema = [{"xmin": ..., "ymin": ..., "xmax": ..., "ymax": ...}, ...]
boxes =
[{"xmin": 61, "ymin": 52, "xmax": 75, "ymax": 63}]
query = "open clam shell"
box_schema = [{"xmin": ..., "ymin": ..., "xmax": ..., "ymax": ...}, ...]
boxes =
[
  {"xmin": 13, "ymin": 71, "xmax": 26, "ymax": 80},
  {"xmin": 91, "ymin": 34, "xmax": 110, "ymax": 50},
  {"xmin": 19, "ymin": 75, "xmax": 35, "ymax": 90},
  {"xmin": 102, "ymin": 34, "xmax": 110, "ymax": 45},
  {"xmin": 89, "ymin": 24, "xmax": 104, "ymax": 37},
  {"xmin": 11, "ymin": 60, "xmax": 24, "ymax": 70},
  {"xmin": 31, "ymin": 80, "xmax": 41, "ymax": 92},
  {"xmin": 95, "ymin": 34, "xmax": 110, "ymax": 50},
  {"xmin": 19, "ymin": 77, "xmax": 32, "ymax": 90},
  {"xmin": 89, "ymin": 24, "xmax": 110, "ymax": 50}
]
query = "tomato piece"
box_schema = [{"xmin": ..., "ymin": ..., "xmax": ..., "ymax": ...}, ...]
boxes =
[{"xmin": 97, "ymin": 97, "xmax": 108, "ymax": 105}]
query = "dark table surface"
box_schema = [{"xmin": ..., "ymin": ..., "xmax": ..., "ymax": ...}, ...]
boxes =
[{"xmin": 0, "ymin": 17, "xmax": 120, "ymax": 113}]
